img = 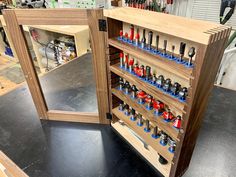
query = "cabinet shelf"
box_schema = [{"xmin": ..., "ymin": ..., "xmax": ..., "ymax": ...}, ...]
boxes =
[
  {"xmin": 111, "ymin": 121, "xmax": 171, "ymax": 177},
  {"xmin": 108, "ymin": 38, "xmax": 193, "ymax": 82},
  {"xmin": 112, "ymin": 88, "xmax": 180, "ymax": 141},
  {"xmin": 112, "ymin": 107, "xmax": 174, "ymax": 162},
  {"xmin": 110, "ymin": 64, "xmax": 186, "ymax": 114}
]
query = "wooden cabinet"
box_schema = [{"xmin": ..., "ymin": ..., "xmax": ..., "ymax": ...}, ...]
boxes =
[
  {"xmin": 3, "ymin": 8, "xmax": 231, "ymax": 177},
  {"xmin": 104, "ymin": 7, "xmax": 231, "ymax": 177}
]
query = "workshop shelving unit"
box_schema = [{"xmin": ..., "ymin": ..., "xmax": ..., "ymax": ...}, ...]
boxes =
[
  {"xmin": 104, "ymin": 7, "xmax": 231, "ymax": 177},
  {"xmin": 27, "ymin": 25, "xmax": 90, "ymax": 73}
]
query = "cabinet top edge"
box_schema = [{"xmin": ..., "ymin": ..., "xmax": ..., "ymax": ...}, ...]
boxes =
[{"xmin": 104, "ymin": 7, "xmax": 231, "ymax": 45}]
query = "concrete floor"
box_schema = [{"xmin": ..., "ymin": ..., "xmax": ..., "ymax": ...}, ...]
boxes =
[{"xmin": 0, "ymin": 53, "xmax": 236, "ymax": 177}]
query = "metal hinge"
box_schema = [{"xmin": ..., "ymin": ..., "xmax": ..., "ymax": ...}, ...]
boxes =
[
  {"xmin": 98, "ymin": 19, "xmax": 107, "ymax": 32},
  {"xmin": 106, "ymin": 113, "xmax": 112, "ymax": 120}
]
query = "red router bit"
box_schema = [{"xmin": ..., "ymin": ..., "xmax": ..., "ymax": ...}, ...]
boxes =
[
  {"xmin": 124, "ymin": 54, "xmax": 129, "ymax": 70},
  {"xmin": 153, "ymin": 100, "xmax": 164, "ymax": 115},
  {"xmin": 163, "ymin": 109, "xmax": 174, "ymax": 122},
  {"xmin": 137, "ymin": 65, "xmax": 145, "ymax": 78},
  {"xmin": 128, "ymin": 58, "xmax": 134, "ymax": 73},
  {"xmin": 124, "ymin": 32, "xmax": 129, "ymax": 42},
  {"xmin": 133, "ymin": 62, "xmax": 139, "ymax": 75},
  {"xmin": 137, "ymin": 90, "xmax": 146, "ymax": 104},
  {"xmin": 119, "ymin": 30, "xmax": 123, "ymax": 40},
  {"xmin": 135, "ymin": 28, "xmax": 140, "ymax": 46},
  {"xmin": 120, "ymin": 52, "xmax": 124, "ymax": 68},
  {"xmin": 173, "ymin": 115, "xmax": 181, "ymax": 129},
  {"xmin": 130, "ymin": 25, "xmax": 134, "ymax": 42}
]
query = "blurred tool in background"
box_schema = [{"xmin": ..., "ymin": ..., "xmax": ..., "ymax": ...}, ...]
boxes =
[
  {"xmin": 15, "ymin": 0, "xmax": 47, "ymax": 8},
  {"xmin": 124, "ymin": 0, "xmax": 173, "ymax": 13},
  {"xmin": 30, "ymin": 28, "xmax": 76, "ymax": 71}
]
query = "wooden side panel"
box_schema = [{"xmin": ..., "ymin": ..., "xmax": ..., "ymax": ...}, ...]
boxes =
[
  {"xmin": 87, "ymin": 9, "xmax": 110, "ymax": 124},
  {"xmin": 171, "ymin": 31, "xmax": 231, "ymax": 177},
  {"xmin": 3, "ymin": 10, "xmax": 48, "ymax": 119}
]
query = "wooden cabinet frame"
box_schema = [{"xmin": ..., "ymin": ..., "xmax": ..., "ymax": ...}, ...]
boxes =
[
  {"xmin": 3, "ymin": 9, "xmax": 110, "ymax": 124},
  {"xmin": 3, "ymin": 7, "xmax": 231, "ymax": 177}
]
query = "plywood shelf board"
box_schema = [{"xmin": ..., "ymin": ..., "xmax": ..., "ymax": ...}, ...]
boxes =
[
  {"xmin": 104, "ymin": 7, "xmax": 229, "ymax": 45},
  {"xmin": 112, "ymin": 107, "xmax": 174, "ymax": 162},
  {"xmin": 108, "ymin": 38, "xmax": 192, "ymax": 83},
  {"xmin": 110, "ymin": 64, "xmax": 186, "ymax": 114},
  {"xmin": 112, "ymin": 88, "xmax": 180, "ymax": 141},
  {"xmin": 112, "ymin": 122, "xmax": 171, "ymax": 177}
]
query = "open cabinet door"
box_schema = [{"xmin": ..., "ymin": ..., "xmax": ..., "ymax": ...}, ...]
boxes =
[{"xmin": 3, "ymin": 9, "xmax": 110, "ymax": 124}]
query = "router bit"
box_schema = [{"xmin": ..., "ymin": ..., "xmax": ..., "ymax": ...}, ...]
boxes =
[
  {"xmin": 131, "ymin": 85, "xmax": 138, "ymax": 99},
  {"xmin": 158, "ymin": 154, "xmax": 168, "ymax": 165},
  {"xmin": 124, "ymin": 81, "xmax": 130, "ymax": 94},
  {"xmin": 124, "ymin": 104, "xmax": 130, "ymax": 116},
  {"xmin": 168, "ymin": 138, "xmax": 176, "ymax": 153},
  {"xmin": 145, "ymin": 95, "xmax": 153, "ymax": 110},
  {"xmin": 137, "ymin": 113, "xmax": 143, "ymax": 126},
  {"xmin": 152, "ymin": 126, "xmax": 159, "ymax": 139},
  {"xmin": 160, "ymin": 132, "xmax": 168, "ymax": 146},
  {"xmin": 155, "ymin": 35, "xmax": 159, "ymax": 52},
  {"xmin": 170, "ymin": 82, "xmax": 181, "ymax": 96},
  {"xmin": 163, "ymin": 40, "xmax": 167, "ymax": 55},
  {"xmin": 145, "ymin": 66, "xmax": 151, "ymax": 81},
  {"xmin": 119, "ymin": 30, "xmax": 123, "ymax": 40},
  {"xmin": 140, "ymin": 65, "xmax": 145, "ymax": 78},
  {"xmin": 130, "ymin": 24, "xmax": 134, "ymax": 42},
  {"xmin": 128, "ymin": 58, "xmax": 134, "ymax": 73},
  {"xmin": 179, "ymin": 42, "xmax": 186, "ymax": 62},
  {"xmin": 119, "ymin": 103, "xmax": 124, "ymax": 111},
  {"xmin": 151, "ymin": 74, "xmax": 157, "ymax": 85},
  {"xmin": 141, "ymin": 29, "xmax": 146, "ymax": 49},
  {"xmin": 135, "ymin": 28, "xmax": 140, "ymax": 46},
  {"xmin": 171, "ymin": 45, "xmax": 175, "ymax": 59},
  {"xmin": 147, "ymin": 31, "xmax": 153, "ymax": 50},
  {"xmin": 144, "ymin": 119, "xmax": 151, "ymax": 132},
  {"xmin": 187, "ymin": 47, "xmax": 196, "ymax": 66},
  {"xmin": 124, "ymin": 54, "xmax": 129, "ymax": 70},
  {"xmin": 119, "ymin": 77, "xmax": 124, "ymax": 90},
  {"xmin": 179, "ymin": 87, "xmax": 188, "ymax": 101},
  {"xmin": 163, "ymin": 78, "xmax": 172, "ymax": 92},
  {"xmin": 130, "ymin": 108, "xmax": 136, "ymax": 121},
  {"xmin": 119, "ymin": 52, "xmax": 124, "ymax": 68}
]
